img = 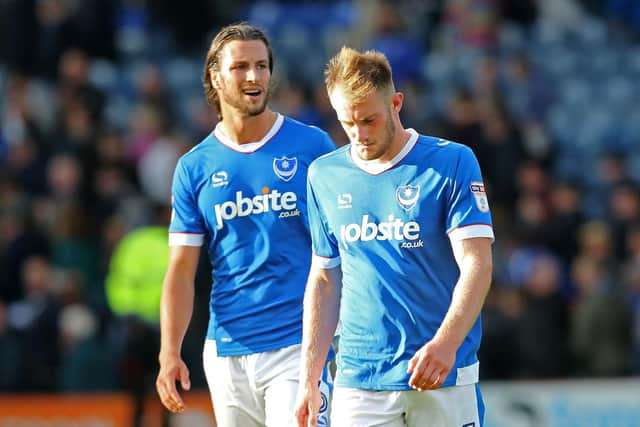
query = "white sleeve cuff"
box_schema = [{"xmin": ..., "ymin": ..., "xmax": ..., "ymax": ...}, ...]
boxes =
[
  {"xmin": 169, "ymin": 232, "xmax": 205, "ymax": 246},
  {"xmin": 311, "ymin": 254, "xmax": 341, "ymax": 269},
  {"xmin": 448, "ymin": 224, "xmax": 494, "ymax": 243}
]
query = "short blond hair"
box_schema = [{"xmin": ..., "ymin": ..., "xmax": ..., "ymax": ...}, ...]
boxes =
[{"xmin": 325, "ymin": 46, "xmax": 395, "ymax": 105}]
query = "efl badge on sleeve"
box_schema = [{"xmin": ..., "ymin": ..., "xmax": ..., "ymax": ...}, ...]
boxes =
[
  {"xmin": 396, "ymin": 184, "xmax": 420, "ymax": 211},
  {"xmin": 470, "ymin": 182, "xmax": 490, "ymax": 212},
  {"xmin": 273, "ymin": 156, "xmax": 298, "ymax": 182}
]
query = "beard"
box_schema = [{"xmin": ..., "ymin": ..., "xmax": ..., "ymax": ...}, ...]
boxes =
[
  {"xmin": 358, "ymin": 108, "xmax": 396, "ymax": 161},
  {"xmin": 218, "ymin": 82, "xmax": 270, "ymax": 117}
]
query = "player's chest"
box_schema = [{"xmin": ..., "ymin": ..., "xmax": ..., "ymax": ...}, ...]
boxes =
[
  {"xmin": 195, "ymin": 150, "xmax": 308, "ymax": 208},
  {"xmin": 324, "ymin": 168, "xmax": 447, "ymax": 229}
]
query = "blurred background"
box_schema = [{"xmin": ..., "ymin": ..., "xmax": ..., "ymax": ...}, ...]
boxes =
[{"xmin": 1, "ymin": 0, "xmax": 639, "ymax": 426}]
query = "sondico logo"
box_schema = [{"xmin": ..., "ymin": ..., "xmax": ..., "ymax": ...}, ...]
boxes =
[
  {"xmin": 213, "ymin": 188, "xmax": 299, "ymax": 230},
  {"xmin": 339, "ymin": 214, "xmax": 424, "ymax": 249}
]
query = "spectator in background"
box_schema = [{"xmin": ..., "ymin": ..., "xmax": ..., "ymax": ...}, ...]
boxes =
[
  {"xmin": 0, "ymin": 202, "xmax": 51, "ymax": 304},
  {"xmin": 85, "ymin": 129, "xmax": 140, "ymax": 218},
  {"xmin": 546, "ymin": 179, "xmax": 585, "ymax": 264},
  {"xmin": 576, "ymin": 221, "xmax": 621, "ymax": 281},
  {"xmin": 134, "ymin": 64, "xmax": 177, "ymax": 132},
  {"xmin": 366, "ymin": 0, "xmax": 425, "ymax": 88},
  {"xmin": 472, "ymin": 55, "xmax": 500, "ymax": 102},
  {"xmin": 137, "ymin": 132, "xmax": 189, "ymax": 206},
  {"xmin": 477, "ymin": 96, "xmax": 527, "ymax": 212},
  {"xmin": 622, "ymin": 225, "xmax": 640, "ymax": 373},
  {"xmin": 607, "ymin": 181, "xmax": 640, "ymax": 260},
  {"xmin": 585, "ymin": 150, "xmax": 631, "ymax": 218},
  {"xmin": 570, "ymin": 255, "xmax": 632, "ymax": 376},
  {"xmin": 479, "ymin": 279, "xmax": 521, "ymax": 380},
  {"xmin": 0, "ymin": 0, "xmax": 38, "ymax": 73},
  {"xmin": 72, "ymin": 0, "xmax": 116, "ymax": 59},
  {"xmin": 8, "ymin": 255, "xmax": 61, "ymax": 390},
  {"xmin": 443, "ymin": 0, "xmax": 500, "ymax": 50},
  {"xmin": 56, "ymin": 47, "xmax": 105, "ymax": 128},
  {"xmin": 514, "ymin": 252, "xmax": 571, "ymax": 378},
  {"xmin": 502, "ymin": 53, "xmax": 555, "ymax": 164},
  {"xmin": 0, "ymin": 299, "xmax": 23, "ymax": 390},
  {"xmin": 437, "ymin": 88, "xmax": 485, "ymax": 156},
  {"xmin": 1, "ymin": 73, "xmax": 53, "ymax": 159},
  {"xmin": 57, "ymin": 302, "xmax": 117, "ymax": 391},
  {"xmin": 33, "ymin": 0, "xmax": 77, "ymax": 80},
  {"xmin": 125, "ymin": 104, "xmax": 163, "ymax": 166}
]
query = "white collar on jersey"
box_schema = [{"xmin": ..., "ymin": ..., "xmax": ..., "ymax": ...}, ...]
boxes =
[
  {"xmin": 350, "ymin": 128, "xmax": 418, "ymax": 175},
  {"xmin": 213, "ymin": 113, "xmax": 284, "ymax": 153}
]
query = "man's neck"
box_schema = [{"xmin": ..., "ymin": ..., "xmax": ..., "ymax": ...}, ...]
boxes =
[
  {"xmin": 217, "ymin": 109, "xmax": 277, "ymax": 145},
  {"xmin": 371, "ymin": 128, "xmax": 412, "ymax": 164}
]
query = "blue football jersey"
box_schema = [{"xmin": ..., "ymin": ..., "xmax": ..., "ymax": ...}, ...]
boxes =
[
  {"xmin": 307, "ymin": 129, "xmax": 494, "ymax": 390},
  {"xmin": 169, "ymin": 114, "xmax": 335, "ymax": 356}
]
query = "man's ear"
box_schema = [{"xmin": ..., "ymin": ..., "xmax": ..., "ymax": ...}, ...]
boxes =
[
  {"xmin": 391, "ymin": 92, "xmax": 404, "ymax": 113},
  {"xmin": 210, "ymin": 69, "xmax": 220, "ymax": 89}
]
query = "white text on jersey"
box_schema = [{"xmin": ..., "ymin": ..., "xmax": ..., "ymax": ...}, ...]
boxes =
[
  {"xmin": 214, "ymin": 189, "xmax": 298, "ymax": 230},
  {"xmin": 339, "ymin": 214, "xmax": 422, "ymax": 249}
]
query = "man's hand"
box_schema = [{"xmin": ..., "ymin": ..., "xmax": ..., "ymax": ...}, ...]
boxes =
[
  {"xmin": 294, "ymin": 381, "xmax": 322, "ymax": 427},
  {"xmin": 407, "ymin": 338, "xmax": 456, "ymax": 391},
  {"xmin": 156, "ymin": 354, "xmax": 191, "ymax": 413}
]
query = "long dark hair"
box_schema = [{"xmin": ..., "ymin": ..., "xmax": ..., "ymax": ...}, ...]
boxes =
[{"xmin": 202, "ymin": 22, "xmax": 273, "ymax": 121}]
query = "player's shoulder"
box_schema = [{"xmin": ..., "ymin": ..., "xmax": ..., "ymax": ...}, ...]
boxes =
[
  {"xmin": 416, "ymin": 134, "xmax": 468, "ymax": 151},
  {"xmin": 313, "ymin": 144, "xmax": 349, "ymax": 164},
  {"xmin": 282, "ymin": 115, "xmax": 330, "ymax": 139},
  {"xmin": 280, "ymin": 115, "xmax": 336, "ymax": 156},
  {"xmin": 415, "ymin": 134, "xmax": 476, "ymax": 160},
  {"xmin": 309, "ymin": 144, "xmax": 349, "ymax": 173}
]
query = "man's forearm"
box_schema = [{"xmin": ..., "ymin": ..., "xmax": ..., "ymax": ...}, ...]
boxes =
[
  {"xmin": 159, "ymin": 272, "xmax": 195, "ymax": 358},
  {"xmin": 300, "ymin": 265, "xmax": 341, "ymax": 384},
  {"xmin": 435, "ymin": 238, "xmax": 492, "ymax": 348}
]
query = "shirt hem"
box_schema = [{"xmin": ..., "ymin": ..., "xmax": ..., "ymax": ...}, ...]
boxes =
[{"xmin": 207, "ymin": 336, "xmax": 302, "ymax": 357}]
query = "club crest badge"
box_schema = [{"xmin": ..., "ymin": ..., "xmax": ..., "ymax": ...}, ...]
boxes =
[
  {"xmin": 273, "ymin": 156, "xmax": 298, "ymax": 182},
  {"xmin": 396, "ymin": 184, "xmax": 420, "ymax": 210},
  {"xmin": 470, "ymin": 181, "xmax": 490, "ymax": 212}
]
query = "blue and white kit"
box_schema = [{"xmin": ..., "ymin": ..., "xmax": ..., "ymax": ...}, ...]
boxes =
[
  {"xmin": 169, "ymin": 113, "xmax": 335, "ymax": 356},
  {"xmin": 307, "ymin": 129, "xmax": 494, "ymax": 390}
]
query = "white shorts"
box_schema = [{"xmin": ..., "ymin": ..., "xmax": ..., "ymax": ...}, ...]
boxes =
[
  {"xmin": 330, "ymin": 384, "xmax": 483, "ymax": 427},
  {"xmin": 203, "ymin": 340, "xmax": 333, "ymax": 427}
]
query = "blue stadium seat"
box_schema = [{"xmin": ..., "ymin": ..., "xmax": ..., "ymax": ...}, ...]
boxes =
[
  {"xmin": 88, "ymin": 59, "xmax": 119, "ymax": 94},
  {"xmin": 163, "ymin": 57, "xmax": 202, "ymax": 94},
  {"xmin": 104, "ymin": 95, "xmax": 134, "ymax": 131}
]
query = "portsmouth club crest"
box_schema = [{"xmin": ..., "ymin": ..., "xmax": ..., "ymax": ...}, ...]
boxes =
[
  {"xmin": 273, "ymin": 156, "xmax": 298, "ymax": 182},
  {"xmin": 396, "ymin": 184, "xmax": 420, "ymax": 210}
]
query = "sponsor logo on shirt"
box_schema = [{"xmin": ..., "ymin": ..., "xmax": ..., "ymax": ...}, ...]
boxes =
[
  {"xmin": 337, "ymin": 193, "xmax": 352, "ymax": 209},
  {"xmin": 213, "ymin": 188, "xmax": 299, "ymax": 230},
  {"xmin": 273, "ymin": 156, "xmax": 298, "ymax": 182},
  {"xmin": 339, "ymin": 214, "xmax": 423, "ymax": 249},
  {"xmin": 211, "ymin": 171, "xmax": 229, "ymax": 187}
]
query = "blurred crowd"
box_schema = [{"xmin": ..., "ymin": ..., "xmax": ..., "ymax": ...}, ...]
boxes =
[{"xmin": 1, "ymin": 0, "xmax": 639, "ymax": 402}]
